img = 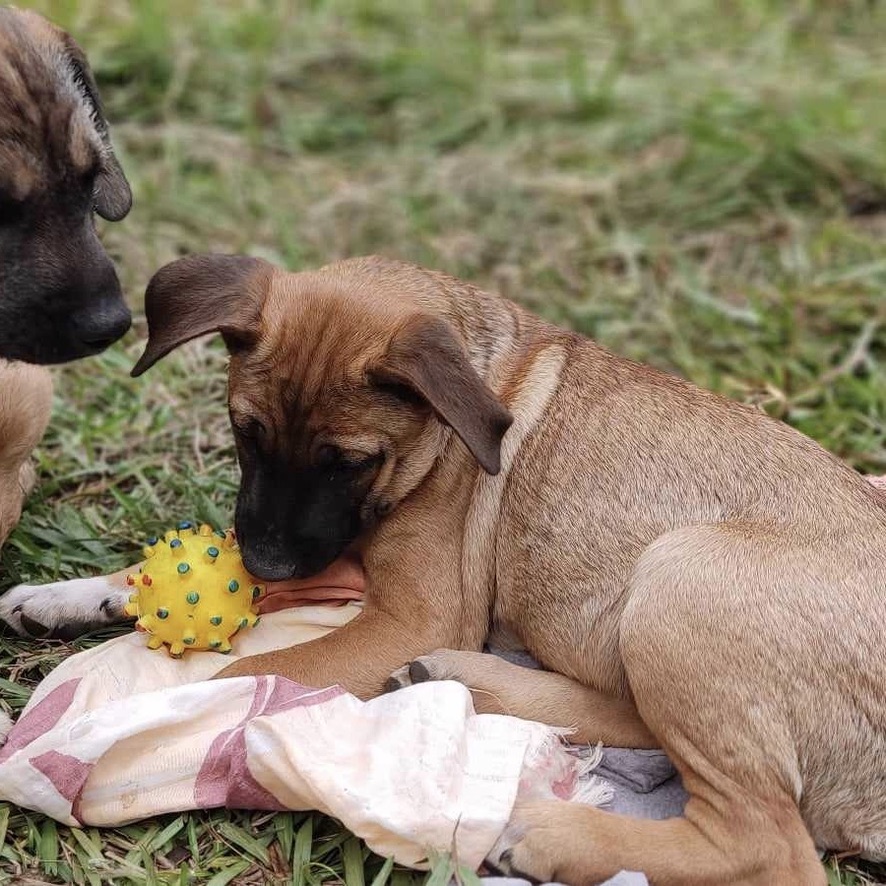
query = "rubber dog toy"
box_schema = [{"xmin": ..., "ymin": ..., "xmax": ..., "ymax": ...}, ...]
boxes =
[{"xmin": 124, "ymin": 522, "xmax": 264, "ymax": 657}]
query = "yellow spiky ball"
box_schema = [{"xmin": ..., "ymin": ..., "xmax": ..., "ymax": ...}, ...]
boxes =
[{"xmin": 124, "ymin": 522, "xmax": 265, "ymax": 657}]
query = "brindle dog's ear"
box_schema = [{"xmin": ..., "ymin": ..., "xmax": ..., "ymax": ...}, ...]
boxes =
[
  {"xmin": 131, "ymin": 254, "xmax": 273, "ymax": 377},
  {"xmin": 62, "ymin": 34, "xmax": 132, "ymax": 222},
  {"xmin": 370, "ymin": 315, "xmax": 513, "ymax": 474}
]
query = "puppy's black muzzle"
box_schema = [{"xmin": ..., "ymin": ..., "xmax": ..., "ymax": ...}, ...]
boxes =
[{"xmin": 235, "ymin": 457, "xmax": 366, "ymax": 582}]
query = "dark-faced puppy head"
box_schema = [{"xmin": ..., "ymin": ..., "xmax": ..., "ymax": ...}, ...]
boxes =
[
  {"xmin": 0, "ymin": 8, "xmax": 132, "ymax": 363},
  {"xmin": 132, "ymin": 254, "xmax": 513, "ymax": 581}
]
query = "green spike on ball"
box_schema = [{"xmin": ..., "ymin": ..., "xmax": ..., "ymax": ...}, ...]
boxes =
[
  {"xmin": 186, "ymin": 591, "xmax": 200, "ymax": 604},
  {"xmin": 178, "ymin": 562, "xmax": 190, "ymax": 574},
  {"xmin": 228, "ymin": 579, "xmax": 239, "ymax": 593}
]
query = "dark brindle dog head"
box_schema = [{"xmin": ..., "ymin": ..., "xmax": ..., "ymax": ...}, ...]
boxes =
[
  {"xmin": 0, "ymin": 8, "xmax": 132, "ymax": 363},
  {"xmin": 131, "ymin": 254, "xmax": 512, "ymax": 581}
]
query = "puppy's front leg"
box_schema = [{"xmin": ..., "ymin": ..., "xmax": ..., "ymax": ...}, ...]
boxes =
[
  {"xmin": 214, "ymin": 488, "xmax": 475, "ymax": 700},
  {"xmin": 213, "ymin": 604, "xmax": 447, "ymax": 700}
]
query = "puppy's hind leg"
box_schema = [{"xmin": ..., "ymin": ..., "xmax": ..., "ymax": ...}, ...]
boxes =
[
  {"xmin": 387, "ymin": 649, "xmax": 658, "ymax": 748},
  {"xmin": 491, "ymin": 792, "xmax": 823, "ymax": 886},
  {"xmin": 494, "ymin": 523, "xmax": 834, "ymax": 885}
]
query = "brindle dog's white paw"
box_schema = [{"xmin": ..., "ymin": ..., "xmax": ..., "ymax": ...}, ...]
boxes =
[
  {"xmin": 383, "ymin": 648, "xmax": 465, "ymax": 693},
  {"xmin": 0, "ymin": 576, "xmax": 130, "ymax": 640}
]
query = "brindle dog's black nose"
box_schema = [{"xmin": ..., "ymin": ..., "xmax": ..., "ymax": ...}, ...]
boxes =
[{"xmin": 74, "ymin": 296, "xmax": 131, "ymax": 353}]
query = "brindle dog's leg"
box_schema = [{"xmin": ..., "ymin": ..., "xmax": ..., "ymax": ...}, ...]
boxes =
[{"xmin": 388, "ymin": 649, "xmax": 656, "ymax": 748}]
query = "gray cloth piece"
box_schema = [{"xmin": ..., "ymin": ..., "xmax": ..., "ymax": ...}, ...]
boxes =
[
  {"xmin": 597, "ymin": 748, "xmax": 676, "ymax": 794},
  {"xmin": 487, "ymin": 642, "xmax": 686, "ymax": 816},
  {"xmin": 569, "ymin": 743, "xmax": 688, "ymax": 820}
]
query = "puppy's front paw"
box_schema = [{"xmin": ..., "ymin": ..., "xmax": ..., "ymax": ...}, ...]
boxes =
[{"xmin": 0, "ymin": 578, "xmax": 130, "ymax": 640}]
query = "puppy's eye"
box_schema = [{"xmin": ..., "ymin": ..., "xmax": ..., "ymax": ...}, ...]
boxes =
[{"xmin": 316, "ymin": 445, "xmax": 382, "ymax": 472}]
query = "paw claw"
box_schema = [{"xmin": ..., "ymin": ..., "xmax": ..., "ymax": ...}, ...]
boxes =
[
  {"xmin": 408, "ymin": 660, "xmax": 431, "ymax": 683},
  {"xmin": 19, "ymin": 613, "xmax": 49, "ymax": 637},
  {"xmin": 486, "ymin": 844, "xmax": 540, "ymax": 883},
  {"xmin": 385, "ymin": 663, "xmax": 413, "ymax": 691}
]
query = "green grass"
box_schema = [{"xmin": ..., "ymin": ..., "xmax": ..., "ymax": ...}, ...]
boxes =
[{"xmin": 1, "ymin": 0, "xmax": 886, "ymax": 882}]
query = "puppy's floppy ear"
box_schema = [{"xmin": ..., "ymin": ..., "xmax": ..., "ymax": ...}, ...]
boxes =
[
  {"xmin": 61, "ymin": 33, "xmax": 132, "ymax": 221},
  {"xmin": 370, "ymin": 315, "xmax": 513, "ymax": 474},
  {"xmin": 131, "ymin": 254, "xmax": 274, "ymax": 377}
]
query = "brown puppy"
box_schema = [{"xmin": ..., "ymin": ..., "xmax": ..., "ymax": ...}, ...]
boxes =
[
  {"xmin": 130, "ymin": 253, "xmax": 884, "ymax": 885},
  {"xmin": 0, "ymin": 7, "xmax": 132, "ymax": 363}
]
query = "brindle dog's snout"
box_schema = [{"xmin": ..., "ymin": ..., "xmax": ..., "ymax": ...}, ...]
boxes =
[{"xmin": 71, "ymin": 262, "xmax": 132, "ymax": 353}]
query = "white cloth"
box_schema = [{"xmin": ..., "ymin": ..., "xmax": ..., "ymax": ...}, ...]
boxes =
[{"xmin": 0, "ymin": 603, "xmax": 605, "ymax": 871}]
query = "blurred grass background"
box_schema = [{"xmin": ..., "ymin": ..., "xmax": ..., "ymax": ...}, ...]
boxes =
[{"xmin": 1, "ymin": 0, "xmax": 885, "ymax": 883}]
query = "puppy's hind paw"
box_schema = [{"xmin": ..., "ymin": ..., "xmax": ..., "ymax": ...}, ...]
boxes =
[{"xmin": 384, "ymin": 650, "xmax": 461, "ymax": 693}]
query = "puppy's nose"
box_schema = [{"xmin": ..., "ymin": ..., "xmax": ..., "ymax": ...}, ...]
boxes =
[
  {"xmin": 241, "ymin": 547, "xmax": 298, "ymax": 582},
  {"xmin": 75, "ymin": 300, "xmax": 132, "ymax": 352}
]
